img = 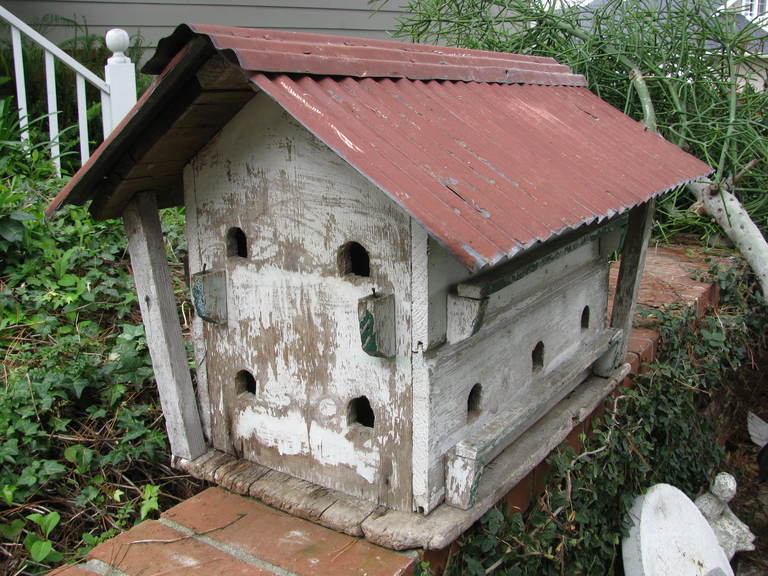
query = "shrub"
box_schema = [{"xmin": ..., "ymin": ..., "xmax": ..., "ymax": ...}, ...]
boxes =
[{"xmin": 0, "ymin": 92, "xmax": 194, "ymax": 574}]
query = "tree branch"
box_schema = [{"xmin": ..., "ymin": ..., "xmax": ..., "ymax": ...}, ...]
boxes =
[{"xmin": 688, "ymin": 179, "xmax": 768, "ymax": 297}]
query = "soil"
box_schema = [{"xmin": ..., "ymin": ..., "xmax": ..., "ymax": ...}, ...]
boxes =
[{"xmin": 715, "ymin": 347, "xmax": 768, "ymax": 575}]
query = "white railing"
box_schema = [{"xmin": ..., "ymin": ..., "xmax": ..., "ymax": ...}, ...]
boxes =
[{"xmin": 0, "ymin": 5, "xmax": 137, "ymax": 175}]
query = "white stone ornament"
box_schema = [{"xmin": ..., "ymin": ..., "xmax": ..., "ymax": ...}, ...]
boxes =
[
  {"xmin": 694, "ymin": 472, "xmax": 756, "ymax": 560},
  {"xmin": 623, "ymin": 483, "xmax": 734, "ymax": 576},
  {"xmin": 106, "ymin": 29, "xmax": 131, "ymax": 64}
]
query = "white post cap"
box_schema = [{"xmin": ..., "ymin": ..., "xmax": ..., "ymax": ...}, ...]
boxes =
[{"xmin": 106, "ymin": 29, "xmax": 131, "ymax": 64}]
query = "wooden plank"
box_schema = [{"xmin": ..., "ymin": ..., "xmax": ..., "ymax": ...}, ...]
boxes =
[
  {"xmin": 425, "ymin": 237, "xmax": 473, "ymax": 349},
  {"xmin": 183, "ymin": 164, "xmax": 212, "ymax": 443},
  {"xmin": 196, "ymin": 54, "xmax": 253, "ymax": 91},
  {"xmin": 445, "ymin": 327, "xmax": 621, "ymax": 509},
  {"xmin": 188, "ymin": 451, "xmax": 237, "ymax": 482},
  {"xmin": 358, "ymin": 292, "xmax": 396, "ymax": 357},
  {"xmin": 362, "ymin": 364, "xmax": 632, "ymax": 550},
  {"xmin": 457, "ymin": 215, "xmax": 627, "ymax": 300},
  {"xmin": 191, "ymin": 269, "xmax": 228, "ymax": 325},
  {"xmin": 594, "ymin": 200, "xmax": 655, "ymax": 376},
  {"xmin": 123, "ymin": 191, "xmax": 206, "ymax": 460},
  {"xmin": 410, "ymin": 220, "xmax": 435, "ymax": 513},
  {"xmin": 446, "ymin": 294, "xmax": 487, "ymax": 345},
  {"xmin": 249, "ymin": 469, "xmax": 346, "ymax": 522},
  {"xmin": 214, "ymin": 459, "xmax": 269, "ymax": 492},
  {"xmin": 318, "ymin": 495, "xmax": 378, "ymax": 537}
]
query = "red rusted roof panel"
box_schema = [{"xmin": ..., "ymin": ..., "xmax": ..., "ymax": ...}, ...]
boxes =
[
  {"xmin": 253, "ymin": 74, "xmax": 711, "ymax": 269},
  {"xmin": 145, "ymin": 24, "xmax": 587, "ymax": 87},
  {"xmin": 50, "ymin": 25, "xmax": 712, "ymax": 271}
]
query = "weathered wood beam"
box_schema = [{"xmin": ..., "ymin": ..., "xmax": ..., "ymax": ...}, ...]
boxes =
[
  {"xmin": 123, "ymin": 191, "xmax": 206, "ymax": 460},
  {"xmin": 456, "ymin": 215, "xmax": 626, "ymax": 300},
  {"xmin": 445, "ymin": 327, "xmax": 621, "ymax": 509},
  {"xmin": 446, "ymin": 294, "xmax": 487, "ymax": 344},
  {"xmin": 594, "ymin": 200, "xmax": 655, "ymax": 376}
]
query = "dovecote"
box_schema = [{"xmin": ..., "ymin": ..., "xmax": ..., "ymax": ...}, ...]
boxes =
[{"xmin": 48, "ymin": 24, "xmax": 711, "ymax": 548}]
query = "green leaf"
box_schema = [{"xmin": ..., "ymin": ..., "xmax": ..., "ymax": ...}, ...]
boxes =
[
  {"xmin": 1, "ymin": 485, "xmax": 17, "ymax": 505},
  {"xmin": 0, "ymin": 218, "xmax": 23, "ymax": 242},
  {"xmin": 139, "ymin": 484, "xmax": 160, "ymax": 520},
  {"xmin": 10, "ymin": 210, "xmax": 35, "ymax": 222},
  {"xmin": 42, "ymin": 460, "xmax": 67, "ymax": 477},
  {"xmin": 0, "ymin": 519, "xmax": 24, "ymax": 540},
  {"xmin": 28, "ymin": 511, "xmax": 60, "ymax": 538},
  {"xmin": 58, "ymin": 274, "xmax": 79, "ymax": 287},
  {"xmin": 29, "ymin": 538, "xmax": 53, "ymax": 562},
  {"xmin": 76, "ymin": 485, "xmax": 101, "ymax": 507},
  {"xmin": 18, "ymin": 465, "xmax": 38, "ymax": 486}
]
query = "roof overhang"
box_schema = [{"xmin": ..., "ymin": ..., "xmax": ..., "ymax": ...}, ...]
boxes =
[
  {"xmin": 47, "ymin": 37, "xmax": 255, "ymax": 219},
  {"xmin": 47, "ymin": 25, "xmax": 713, "ymax": 271}
]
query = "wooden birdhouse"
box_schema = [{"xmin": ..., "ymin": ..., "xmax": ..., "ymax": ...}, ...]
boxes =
[{"xmin": 48, "ymin": 25, "xmax": 711, "ymax": 548}]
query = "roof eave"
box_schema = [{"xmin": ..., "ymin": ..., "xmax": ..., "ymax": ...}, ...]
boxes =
[{"xmin": 45, "ymin": 36, "xmax": 218, "ymax": 220}]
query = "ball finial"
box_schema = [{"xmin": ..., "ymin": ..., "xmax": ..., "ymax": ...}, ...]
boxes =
[{"xmin": 106, "ymin": 29, "xmax": 131, "ymax": 59}]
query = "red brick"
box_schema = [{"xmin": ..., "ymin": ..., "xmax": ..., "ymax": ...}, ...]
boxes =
[
  {"xmin": 531, "ymin": 461, "xmax": 551, "ymax": 497},
  {"xmin": 89, "ymin": 520, "xmax": 271, "ymax": 575},
  {"xmin": 47, "ymin": 566, "xmax": 98, "ymax": 576},
  {"xmin": 420, "ymin": 544, "xmax": 457, "ymax": 575},
  {"xmin": 624, "ymin": 350, "xmax": 641, "ymax": 374},
  {"xmin": 628, "ymin": 327, "xmax": 659, "ymax": 366},
  {"xmin": 565, "ymin": 423, "xmax": 583, "ymax": 451},
  {"xmin": 502, "ymin": 472, "xmax": 533, "ymax": 515},
  {"xmin": 163, "ymin": 487, "xmax": 414, "ymax": 576}
]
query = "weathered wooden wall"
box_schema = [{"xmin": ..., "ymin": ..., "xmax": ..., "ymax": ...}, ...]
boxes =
[
  {"xmin": 414, "ymin": 237, "xmax": 611, "ymax": 513},
  {"xmin": 184, "ymin": 92, "xmax": 413, "ymax": 510},
  {"xmin": 4, "ymin": 0, "xmax": 411, "ymax": 51}
]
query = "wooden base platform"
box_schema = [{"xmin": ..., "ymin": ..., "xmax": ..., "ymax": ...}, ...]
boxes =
[{"xmin": 175, "ymin": 364, "xmax": 630, "ymax": 551}]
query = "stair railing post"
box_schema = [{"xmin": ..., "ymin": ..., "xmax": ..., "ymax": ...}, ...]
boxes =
[{"xmin": 102, "ymin": 29, "xmax": 137, "ymax": 137}]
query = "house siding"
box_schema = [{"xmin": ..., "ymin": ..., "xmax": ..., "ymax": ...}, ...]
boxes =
[{"xmin": 4, "ymin": 0, "xmax": 411, "ymax": 48}]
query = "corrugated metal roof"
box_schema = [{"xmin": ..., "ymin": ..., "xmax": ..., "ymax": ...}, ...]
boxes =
[
  {"xmin": 251, "ymin": 73, "xmax": 710, "ymax": 268},
  {"xmin": 144, "ymin": 24, "xmax": 588, "ymax": 86},
  {"xmin": 49, "ymin": 25, "xmax": 712, "ymax": 270}
]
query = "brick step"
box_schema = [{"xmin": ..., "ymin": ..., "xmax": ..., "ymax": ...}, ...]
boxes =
[{"xmin": 51, "ymin": 487, "xmax": 415, "ymax": 576}]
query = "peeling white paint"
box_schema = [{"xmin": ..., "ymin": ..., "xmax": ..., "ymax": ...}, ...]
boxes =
[
  {"xmin": 318, "ymin": 397, "xmax": 337, "ymax": 418},
  {"xmin": 187, "ymin": 91, "xmax": 413, "ymax": 509},
  {"xmin": 235, "ymin": 405, "xmax": 309, "ymax": 456},
  {"xmin": 309, "ymin": 422, "xmax": 378, "ymax": 483}
]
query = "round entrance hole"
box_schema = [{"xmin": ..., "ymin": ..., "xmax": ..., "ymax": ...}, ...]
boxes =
[
  {"xmin": 467, "ymin": 383, "xmax": 482, "ymax": 422},
  {"xmin": 348, "ymin": 396, "xmax": 375, "ymax": 428},
  {"xmin": 236, "ymin": 369, "xmax": 256, "ymax": 395},
  {"xmin": 338, "ymin": 242, "xmax": 370, "ymax": 277}
]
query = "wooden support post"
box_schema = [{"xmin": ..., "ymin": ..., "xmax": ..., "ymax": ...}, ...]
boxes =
[
  {"xmin": 594, "ymin": 200, "xmax": 655, "ymax": 376},
  {"xmin": 123, "ymin": 191, "xmax": 206, "ymax": 460}
]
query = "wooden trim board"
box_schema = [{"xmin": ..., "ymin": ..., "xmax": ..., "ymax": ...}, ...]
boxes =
[
  {"xmin": 173, "ymin": 363, "xmax": 630, "ymax": 550},
  {"xmin": 124, "ymin": 192, "xmax": 206, "ymax": 460},
  {"xmin": 595, "ymin": 201, "xmax": 655, "ymax": 376}
]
